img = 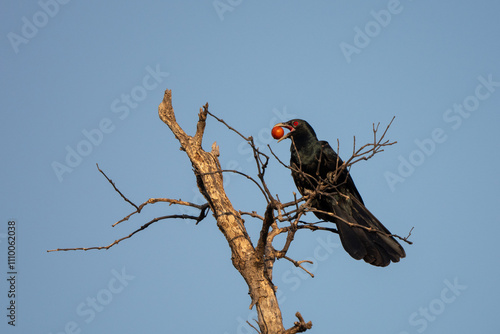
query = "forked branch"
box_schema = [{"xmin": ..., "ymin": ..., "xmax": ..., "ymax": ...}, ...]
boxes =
[
  {"xmin": 47, "ymin": 165, "xmax": 210, "ymax": 252},
  {"xmin": 283, "ymin": 312, "xmax": 313, "ymax": 334}
]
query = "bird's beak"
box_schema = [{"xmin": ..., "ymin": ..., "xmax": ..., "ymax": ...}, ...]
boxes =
[{"xmin": 274, "ymin": 122, "xmax": 294, "ymax": 143}]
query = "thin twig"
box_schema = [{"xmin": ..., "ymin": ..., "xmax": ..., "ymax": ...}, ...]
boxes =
[
  {"xmin": 47, "ymin": 213, "xmax": 204, "ymax": 252},
  {"xmin": 296, "ymin": 223, "xmax": 339, "ymax": 234},
  {"xmin": 97, "ymin": 163, "xmax": 139, "ymax": 212},
  {"xmin": 246, "ymin": 320, "xmax": 261, "ymax": 334},
  {"xmin": 281, "ymin": 256, "xmax": 314, "ymax": 278},
  {"xmin": 239, "ymin": 211, "xmax": 264, "ymax": 220},
  {"xmin": 114, "ymin": 198, "xmax": 207, "ymax": 227},
  {"xmin": 345, "ymin": 116, "xmax": 397, "ymax": 166},
  {"xmin": 206, "ymin": 110, "xmax": 250, "ymax": 141},
  {"xmin": 267, "ymin": 144, "xmax": 290, "ymax": 170},
  {"xmin": 401, "ymin": 226, "xmax": 414, "ymax": 244}
]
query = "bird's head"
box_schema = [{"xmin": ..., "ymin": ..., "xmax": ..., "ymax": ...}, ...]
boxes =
[{"xmin": 273, "ymin": 119, "xmax": 317, "ymax": 143}]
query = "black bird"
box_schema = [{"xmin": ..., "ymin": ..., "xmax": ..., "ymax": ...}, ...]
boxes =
[{"xmin": 274, "ymin": 119, "xmax": 405, "ymax": 267}]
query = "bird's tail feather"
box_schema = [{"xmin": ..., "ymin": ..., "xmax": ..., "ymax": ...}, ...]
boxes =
[{"xmin": 328, "ymin": 195, "xmax": 406, "ymax": 267}]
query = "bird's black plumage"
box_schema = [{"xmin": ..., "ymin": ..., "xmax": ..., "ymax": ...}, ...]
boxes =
[{"xmin": 275, "ymin": 119, "xmax": 405, "ymax": 267}]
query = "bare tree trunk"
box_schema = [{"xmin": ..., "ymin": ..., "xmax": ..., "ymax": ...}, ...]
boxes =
[{"xmin": 158, "ymin": 90, "xmax": 286, "ymax": 333}]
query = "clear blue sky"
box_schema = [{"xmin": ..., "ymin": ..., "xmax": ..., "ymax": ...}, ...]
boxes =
[{"xmin": 1, "ymin": 1, "xmax": 500, "ymax": 333}]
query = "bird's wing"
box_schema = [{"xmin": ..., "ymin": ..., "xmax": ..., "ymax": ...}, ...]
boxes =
[{"xmin": 318, "ymin": 140, "xmax": 364, "ymax": 204}]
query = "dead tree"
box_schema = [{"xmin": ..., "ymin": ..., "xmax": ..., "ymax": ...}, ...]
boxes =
[{"xmin": 48, "ymin": 89, "xmax": 412, "ymax": 333}]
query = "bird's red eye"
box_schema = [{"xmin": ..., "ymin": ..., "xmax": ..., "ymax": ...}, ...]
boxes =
[{"xmin": 293, "ymin": 121, "xmax": 299, "ymax": 127}]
